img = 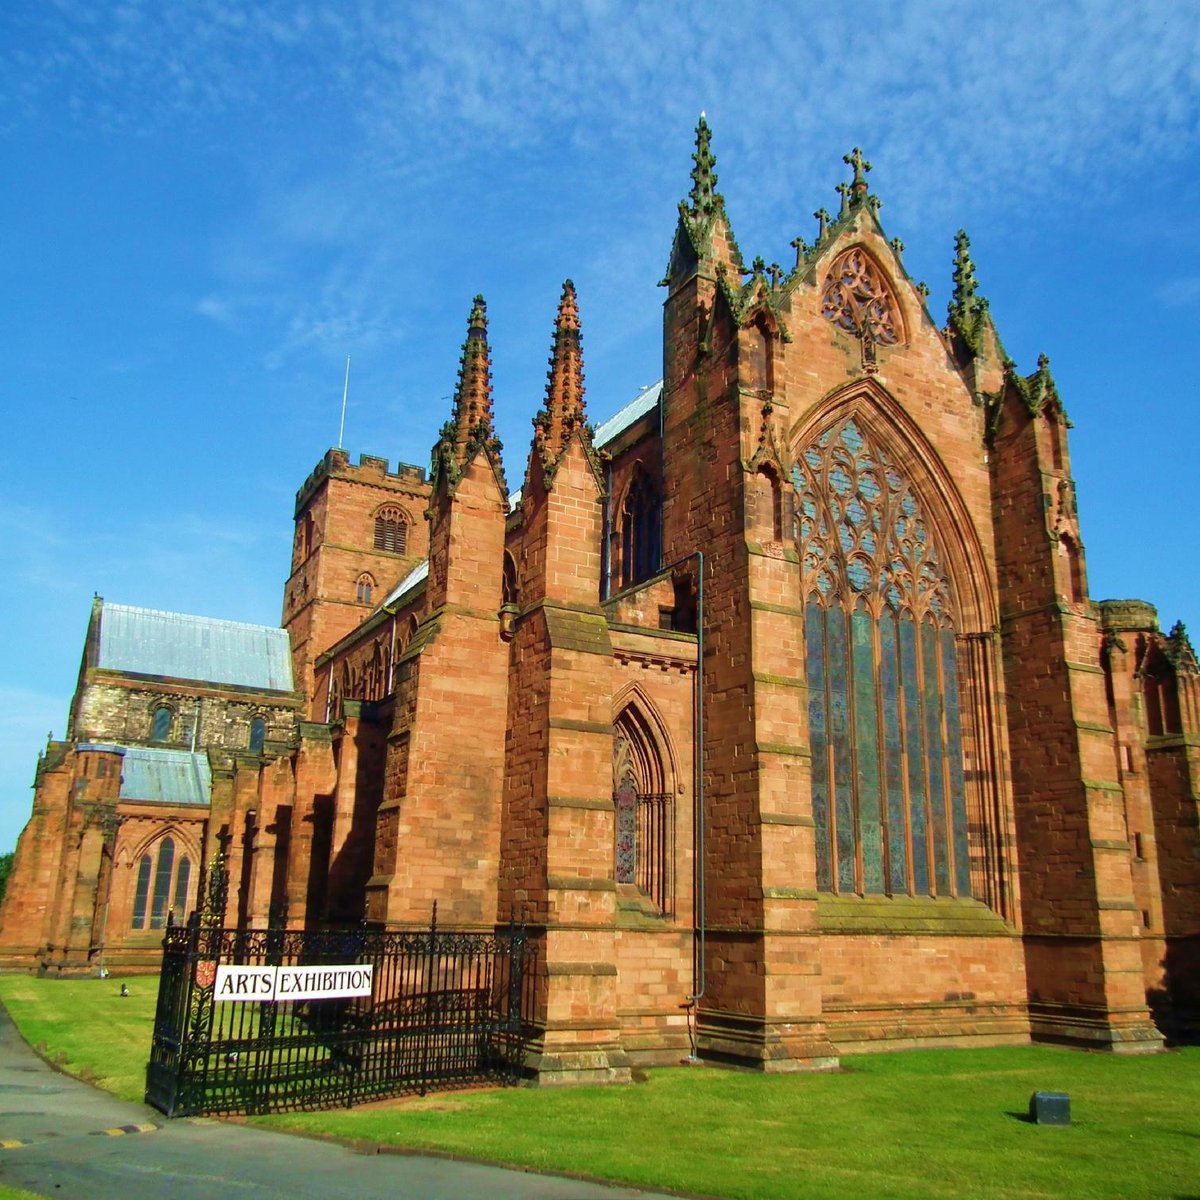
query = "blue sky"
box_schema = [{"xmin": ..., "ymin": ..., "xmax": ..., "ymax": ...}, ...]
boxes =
[{"xmin": 2, "ymin": 0, "xmax": 1198, "ymax": 853}]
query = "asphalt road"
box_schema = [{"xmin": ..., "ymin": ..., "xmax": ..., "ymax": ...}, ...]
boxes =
[{"xmin": 0, "ymin": 1003, "xmax": 676, "ymax": 1200}]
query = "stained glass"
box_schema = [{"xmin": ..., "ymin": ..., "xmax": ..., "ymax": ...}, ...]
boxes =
[
  {"xmin": 794, "ymin": 412, "xmax": 970, "ymax": 899},
  {"xmin": 853, "ymin": 604, "xmax": 884, "ymax": 893},
  {"xmin": 132, "ymin": 855, "xmax": 151, "ymax": 929},
  {"xmin": 943, "ymin": 627, "xmax": 972, "ymax": 897},
  {"xmin": 880, "ymin": 610, "xmax": 907, "ymax": 893},
  {"xmin": 150, "ymin": 837, "xmax": 175, "ymax": 929},
  {"xmin": 615, "ymin": 778, "xmax": 637, "ymax": 884},
  {"xmin": 173, "ymin": 857, "xmax": 191, "ymax": 920},
  {"xmin": 807, "ymin": 601, "xmax": 832, "ymax": 891},
  {"xmin": 900, "ymin": 613, "xmax": 930, "ymax": 896},
  {"xmin": 923, "ymin": 618, "xmax": 950, "ymax": 895},
  {"xmin": 828, "ymin": 608, "xmax": 855, "ymax": 893}
]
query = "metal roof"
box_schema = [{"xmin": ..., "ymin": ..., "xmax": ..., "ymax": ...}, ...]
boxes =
[
  {"xmin": 117, "ymin": 746, "xmax": 212, "ymax": 807},
  {"xmin": 97, "ymin": 602, "xmax": 294, "ymax": 692},
  {"xmin": 380, "ymin": 559, "xmax": 430, "ymax": 608},
  {"xmin": 593, "ymin": 381, "xmax": 662, "ymax": 448}
]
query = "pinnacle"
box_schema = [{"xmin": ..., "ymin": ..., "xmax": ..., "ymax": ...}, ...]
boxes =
[
  {"xmin": 688, "ymin": 114, "xmax": 719, "ymax": 213},
  {"xmin": 948, "ymin": 230, "xmax": 990, "ymax": 357},
  {"xmin": 434, "ymin": 294, "xmax": 501, "ymax": 488},
  {"xmin": 533, "ymin": 279, "xmax": 588, "ymax": 478}
]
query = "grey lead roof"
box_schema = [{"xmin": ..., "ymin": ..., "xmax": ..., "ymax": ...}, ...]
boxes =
[
  {"xmin": 119, "ymin": 747, "xmax": 212, "ymax": 806},
  {"xmin": 593, "ymin": 380, "xmax": 662, "ymax": 448},
  {"xmin": 71, "ymin": 745, "xmax": 212, "ymax": 807},
  {"xmin": 97, "ymin": 602, "xmax": 294, "ymax": 692}
]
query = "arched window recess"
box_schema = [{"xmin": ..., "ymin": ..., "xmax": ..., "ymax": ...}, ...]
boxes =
[
  {"xmin": 794, "ymin": 409, "xmax": 990, "ymax": 904},
  {"xmin": 613, "ymin": 465, "xmax": 662, "ymax": 591},
  {"xmin": 612, "ymin": 697, "xmax": 675, "ymax": 916},
  {"xmin": 131, "ymin": 834, "xmax": 194, "ymax": 930}
]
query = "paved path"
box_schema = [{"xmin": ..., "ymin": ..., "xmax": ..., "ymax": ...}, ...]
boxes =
[{"xmin": 0, "ymin": 1004, "xmax": 676, "ymax": 1200}]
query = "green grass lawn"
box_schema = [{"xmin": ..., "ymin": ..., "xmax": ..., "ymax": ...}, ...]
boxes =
[
  {"xmin": 2, "ymin": 974, "xmax": 1197, "ymax": 1199},
  {"xmin": 0, "ymin": 973, "xmax": 157, "ymax": 1103}
]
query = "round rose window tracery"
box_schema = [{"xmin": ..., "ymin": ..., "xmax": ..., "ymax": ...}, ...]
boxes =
[{"xmin": 821, "ymin": 247, "xmax": 901, "ymax": 344}]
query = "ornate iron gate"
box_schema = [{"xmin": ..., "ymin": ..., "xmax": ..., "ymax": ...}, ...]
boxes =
[{"xmin": 146, "ymin": 906, "xmax": 533, "ymax": 1117}]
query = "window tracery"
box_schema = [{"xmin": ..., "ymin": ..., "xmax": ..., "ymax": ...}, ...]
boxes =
[
  {"xmin": 612, "ymin": 705, "xmax": 673, "ymax": 915},
  {"xmin": 794, "ymin": 414, "xmax": 970, "ymax": 898},
  {"xmin": 821, "ymin": 247, "xmax": 901, "ymax": 344},
  {"xmin": 131, "ymin": 836, "xmax": 191, "ymax": 930}
]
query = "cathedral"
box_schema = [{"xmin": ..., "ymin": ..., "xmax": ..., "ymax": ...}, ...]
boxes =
[{"xmin": 2, "ymin": 122, "xmax": 1197, "ymax": 1079}]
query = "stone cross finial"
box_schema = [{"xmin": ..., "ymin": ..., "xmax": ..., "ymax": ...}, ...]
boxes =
[
  {"xmin": 890, "ymin": 237, "xmax": 905, "ymax": 260},
  {"xmin": 790, "ymin": 236, "xmax": 809, "ymax": 269},
  {"xmin": 835, "ymin": 181, "xmax": 851, "ymax": 218},
  {"xmin": 767, "ymin": 262, "xmax": 783, "ymax": 288},
  {"xmin": 814, "ymin": 208, "xmax": 831, "ymax": 239},
  {"xmin": 844, "ymin": 147, "xmax": 872, "ymax": 192}
]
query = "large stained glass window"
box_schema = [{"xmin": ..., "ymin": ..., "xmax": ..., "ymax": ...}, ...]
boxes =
[{"xmin": 794, "ymin": 415, "xmax": 971, "ymax": 898}]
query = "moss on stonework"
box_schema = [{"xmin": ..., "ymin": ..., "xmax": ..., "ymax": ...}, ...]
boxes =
[{"xmin": 817, "ymin": 894, "xmax": 1012, "ymax": 936}]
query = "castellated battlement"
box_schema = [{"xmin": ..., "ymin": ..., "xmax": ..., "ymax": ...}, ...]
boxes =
[{"xmin": 294, "ymin": 448, "xmax": 428, "ymax": 514}]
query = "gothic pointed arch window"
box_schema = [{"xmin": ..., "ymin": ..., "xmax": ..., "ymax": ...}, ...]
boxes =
[
  {"xmin": 356, "ymin": 572, "xmax": 375, "ymax": 604},
  {"xmin": 613, "ymin": 703, "xmax": 673, "ymax": 915},
  {"xmin": 131, "ymin": 835, "xmax": 193, "ymax": 929},
  {"xmin": 616, "ymin": 465, "xmax": 662, "ymax": 590},
  {"xmin": 821, "ymin": 247, "xmax": 902, "ymax": 344},
  {"xmin": 794, "ymin": 413, "xmax": 970, "ymax": 898},
  {"xmin": 373, "ymin": 506, "xmax": 408, "ymax": 555}
]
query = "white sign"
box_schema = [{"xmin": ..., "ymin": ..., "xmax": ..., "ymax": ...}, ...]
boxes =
[{"xmin": 213, "ymin": 963, "xmax": 373, "ymax": 1003}]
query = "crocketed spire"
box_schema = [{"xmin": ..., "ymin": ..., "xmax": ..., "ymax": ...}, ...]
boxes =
[
  {"xmin": 689, "ymin": 114, "xmax": 719, "ymax": 214},
  {"xmin": 532, "ymin": 280, "xmax": 587, "ymax": 478},
  {"xmin": 947, "ymin": 230, "xmax": 990, "ymax": 357},
  {"xmin": 431, "ymin": 295, "xmax": 504, "ymax": 492}
]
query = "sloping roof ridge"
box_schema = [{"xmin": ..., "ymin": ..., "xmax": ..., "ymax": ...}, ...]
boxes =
[
  {"xmin": 101, "ymin": 599, "xmax": 286, "ymax": 637},
  {"xmin": 380, "ymin": 558, "xmax": 430, "ymax": 609},
  {"xmin": 593, "ymin": 380, "xmax": 663, "ymax": 449}
]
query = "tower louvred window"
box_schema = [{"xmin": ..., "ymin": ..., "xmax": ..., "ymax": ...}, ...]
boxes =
[
  {"xmin": 373, "ymin": 507, "xmax": 408, "ymax": 554},
  {"xmin": 821, "ymin": 247, "xmax": 901, "ymax": 344}
]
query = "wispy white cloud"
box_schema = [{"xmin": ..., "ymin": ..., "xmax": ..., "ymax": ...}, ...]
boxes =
[{"xmin": 1158, "ymin": 276, "xmax": 1200, "ymax": 308}]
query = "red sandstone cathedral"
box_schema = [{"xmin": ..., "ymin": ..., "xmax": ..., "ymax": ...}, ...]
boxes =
[{"xmin": 2, "ymin": 123, "xmax": 1197, "ymax": 1079}]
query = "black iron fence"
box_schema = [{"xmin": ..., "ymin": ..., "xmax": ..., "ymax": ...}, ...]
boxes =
[{"xmin": 146, "ymin": 907, "xmax": 534, "ymax": 1117}]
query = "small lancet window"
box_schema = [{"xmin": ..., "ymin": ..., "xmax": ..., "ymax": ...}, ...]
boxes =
[
  {"xmin": 373, "ymin": 507, "xmax": 408, "ymax": 555},
  {"xmin": 249, "ymin": 717, "xmax": 266, "ymax": 755},
  {"xmin": 151, "ymin": 706, "xmax": 172, "ymax": 742},
  {"xmin": 356, "ymin": 573, "xmax": 375, "ymax": 604},
  {"xmin": 821, "ymin": 247, "xmax": 901, "ymax": 344}
]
